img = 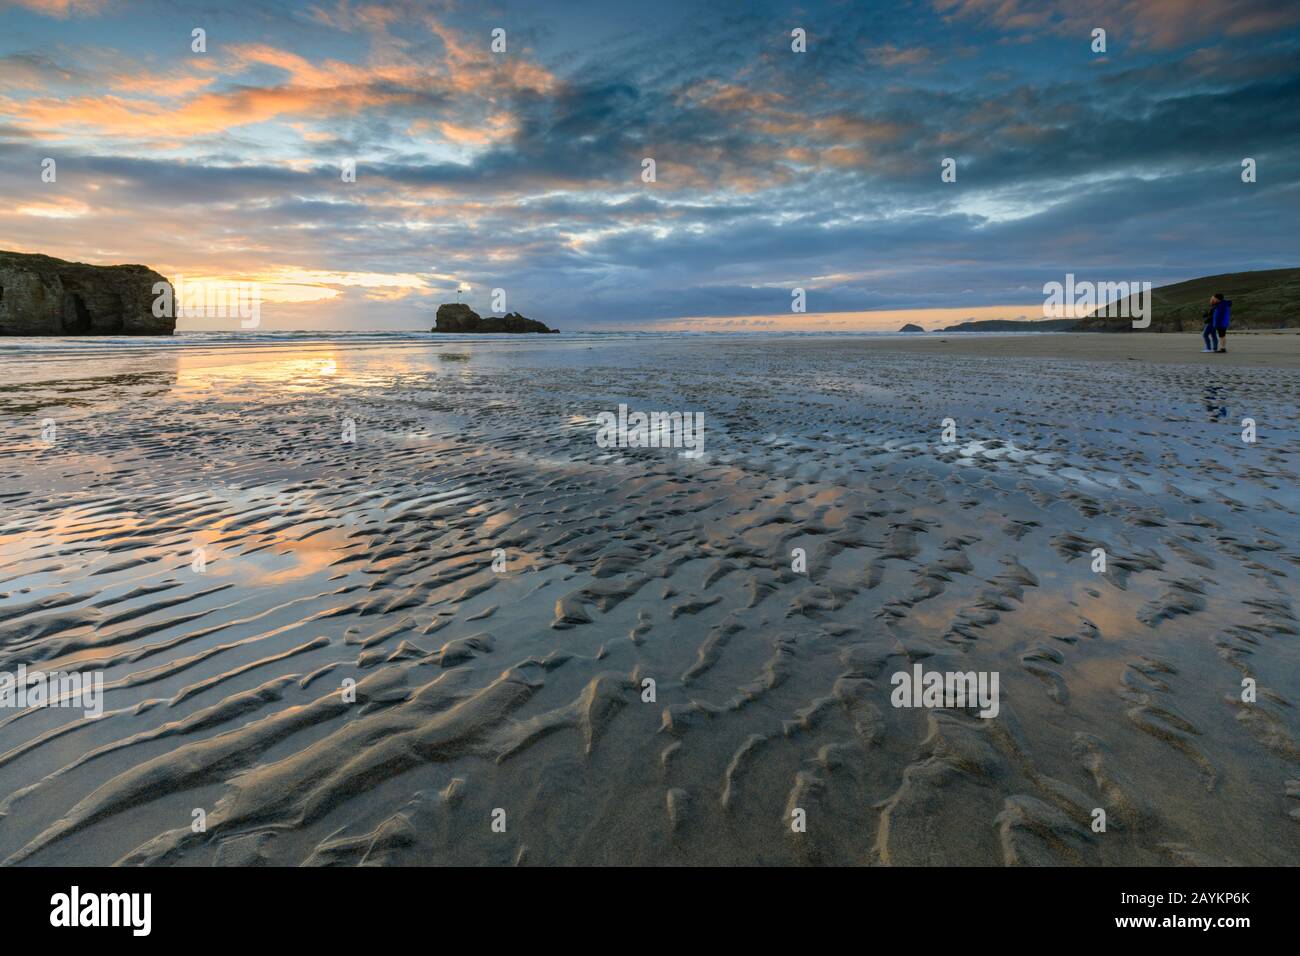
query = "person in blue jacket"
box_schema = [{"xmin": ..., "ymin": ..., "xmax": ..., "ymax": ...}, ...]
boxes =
[{"xmin": 1203, "ymin": 293, "xmax": 1231, "ymax": 353}]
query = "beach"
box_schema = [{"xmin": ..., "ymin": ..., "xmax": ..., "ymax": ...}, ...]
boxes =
[
  {"xmin": 843, "ymin": 330, "xmax": 1300, "ymax": 368},
  {"xmin": 1, "ymin": 331, "xmax": 1297, "ymax": 866}
]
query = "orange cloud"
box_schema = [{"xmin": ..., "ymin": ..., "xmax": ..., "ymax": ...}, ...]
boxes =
[
  {"xmin": 3, "ymin": 22, "xmax": 553, "ymax": 147},
  {"xmin": 868, "ymin": 44, "xmax": 932, "ymax": 67},
  {"xmin": 7, "ymin": 0, "xmax": 106, "ymax": 17},
  {"xmin": 436, "ymin": 112, "xmax": 516, "ymax": 145},
  {"xmin": 932, "ymin": 0, "xmax": 1300, "ymax": 48},
  {"xmin": 682, "ymin": 80, "xmax": 787, "ymax": 113},
  {"xmin": 424, "ymin": 16, "xmax": 557, "ymax": 94}
]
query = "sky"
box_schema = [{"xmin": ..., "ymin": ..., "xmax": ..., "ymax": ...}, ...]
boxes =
[{"xmin": 1, "ymin": 0, "xmax": 1298, "ymax": 331}]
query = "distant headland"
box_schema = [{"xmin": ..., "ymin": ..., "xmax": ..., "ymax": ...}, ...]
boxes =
[{"xmin": 1074, "ymin": 268, "xmax": 1300, "ymax": 332}]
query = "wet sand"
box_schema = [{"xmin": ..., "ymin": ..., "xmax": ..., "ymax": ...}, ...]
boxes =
[
  {"xmin": 0, "ymin": 333, "xmax": 1297, "ymax": 866},
  {"xmin": 839, "ymin": 330, "xmax": 1300, "ymax": 368}
]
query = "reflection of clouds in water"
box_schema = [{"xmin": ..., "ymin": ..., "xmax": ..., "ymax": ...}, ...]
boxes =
[
  {"xmin": 0, "ymin": 338, "xmax": 1297, "ymax": 866},
  {"xmin": 174, "ymin": 351, "xmax": 347, "ymax": 398},
  {"xmin": 165, "ymin": 342, "xmax": 501, "ymax": 399}
]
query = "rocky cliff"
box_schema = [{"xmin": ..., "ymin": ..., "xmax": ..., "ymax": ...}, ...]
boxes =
[
  {"xmin": 432, "ymin": 303, "xmax": 557, "ymax": 333},
  {"xmin": 0, "ymin": 251, "xmax": 175, "ymax": 336}
]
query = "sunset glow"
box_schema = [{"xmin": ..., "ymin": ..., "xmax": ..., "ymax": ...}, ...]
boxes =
[{"xmin": 2, "ymin": 0, "xmax": 1298, "ymax": 329}]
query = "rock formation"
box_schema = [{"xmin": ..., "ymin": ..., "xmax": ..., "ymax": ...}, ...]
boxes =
[
  {"xmin": 432, "ymin": 303, "xmax": 557, "ymax": 333},
  {"xmin": 0, "ymin": 251, "xmax": 175, "ymax": 335},
  {"xmin": 898, "ymin": 323, "xmax": 925, "ymax": 332}
]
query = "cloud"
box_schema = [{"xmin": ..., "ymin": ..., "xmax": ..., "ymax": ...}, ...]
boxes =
[
  {"xmin": 867, "ymin": 44, "xmax": 932, "ymax": 67},
  {"xmin": 0, "ymin": 0, "xmax": 1297, "ymax": 329},
  {"xmin": 4, "ymin": 0, "xmax": 106, "ymax": 18},
  {"xmin": 932, "ymin": 0, "xmax": 1300, "ymax": 48}
]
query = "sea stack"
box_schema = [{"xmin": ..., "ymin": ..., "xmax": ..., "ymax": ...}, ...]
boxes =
[
  {"xmin": 898, "ymin": 322, "xmax": 925, "ymax": 332},
  {"xmin": 0, "ymin": 251, "xmax": 175, "ymax": 335},
  {"xmin": 432, "ymin": 303, "xmax": 558, "ymax": 333}
]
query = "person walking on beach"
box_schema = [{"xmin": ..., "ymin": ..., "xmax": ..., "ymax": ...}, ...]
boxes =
[
  {"xmin": 1202, "ymin": 293, "xmax": 1232, "ymax": 353},
  {"xmin": 1211, "ymin": 293, "xmax": 1231, "ymax": 352}
]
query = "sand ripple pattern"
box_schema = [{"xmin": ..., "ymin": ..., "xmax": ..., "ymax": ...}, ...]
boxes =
[{"xmin": 0, "ymin": 339, "xmax": 1297, "ymax": 865}]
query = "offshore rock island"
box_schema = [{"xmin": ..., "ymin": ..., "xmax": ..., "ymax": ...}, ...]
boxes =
[{"xmin": 432, "ymin": 303, "xmax": 558, "ymax": 334}]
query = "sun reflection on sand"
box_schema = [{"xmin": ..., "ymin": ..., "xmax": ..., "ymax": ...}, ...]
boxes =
[
  {"xmin": 1, "ymin": 334, "xmax": 1298, "ymax": 865},
  {"xmin": 173, "ymin": 350, "xmax": 345, "ymax": 397}
]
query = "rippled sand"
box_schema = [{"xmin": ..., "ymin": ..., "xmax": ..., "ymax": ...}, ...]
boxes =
[{"xmin": 1, "ymin": 334, "xmax": 1297, "ymax": 866}]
